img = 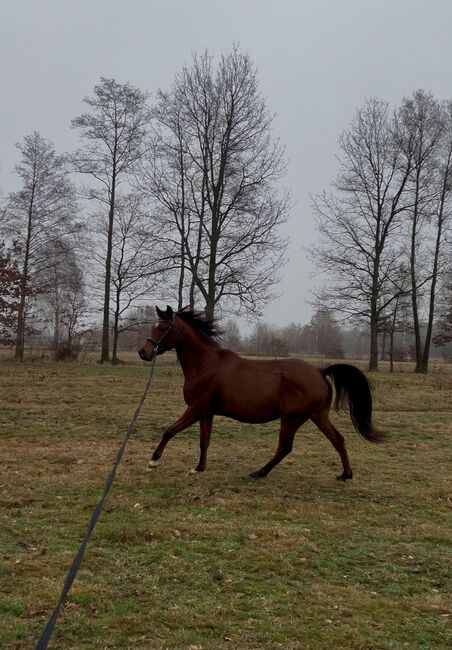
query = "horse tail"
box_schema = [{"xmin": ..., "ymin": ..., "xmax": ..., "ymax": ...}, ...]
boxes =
[{"xmin": 322, "ymin": 364, "xmax": 386, "ymax": 443}]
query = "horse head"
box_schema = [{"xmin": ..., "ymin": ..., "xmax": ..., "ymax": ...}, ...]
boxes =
[{"xmin": 138, "ymin": 305, "xmax": 176, "ymax": 361}]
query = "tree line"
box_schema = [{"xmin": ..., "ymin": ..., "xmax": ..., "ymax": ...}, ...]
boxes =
[
  {"xmin": 0, "ymin": 46, "xmax": 289, "ymax": 363},
  {"xmin": 113, "ymin": 305, "xmax": 452, "ymax": 367},
  {"xmin": 1, "ymin": 49, "xmax": 451, "ymax": 371}
]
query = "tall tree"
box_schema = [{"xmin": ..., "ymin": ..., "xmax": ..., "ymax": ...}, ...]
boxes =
[
  {"xmin": 4, "ymin": 132, "xmax": 78, "ymax": 360},
  {"xmin": 398, "ymin": 91, "xmax": 452, "ymax": 372},
  {"xmin": 138, "ymin": 47, "xmax": 289, "ymax": 319},
  {"xmin": 71, "ymin": 78, "xmax": 150, "ymax": 362},
  {"xmin": 311, "ymin": 98, "xmax": 413, "ymax": 371}
]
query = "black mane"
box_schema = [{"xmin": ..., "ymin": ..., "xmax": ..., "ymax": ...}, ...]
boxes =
[{"xmin": 176, "ymin": 308, "xmax": 223, "ymax": 343}]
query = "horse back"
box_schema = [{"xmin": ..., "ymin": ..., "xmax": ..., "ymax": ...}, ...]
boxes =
[{"xmin": 200, "ymin": 352, "xmax": 329, "ymax": 423}]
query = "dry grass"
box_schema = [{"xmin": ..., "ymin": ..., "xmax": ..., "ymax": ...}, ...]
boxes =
[{"xmin": 0, "ymin": 353, "xmax": 451, "ymax": 649}]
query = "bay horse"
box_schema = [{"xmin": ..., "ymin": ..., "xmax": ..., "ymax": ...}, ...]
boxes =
[{"xmin": 138, "ymin": 306, "xmax": 385, "ymax": 481}]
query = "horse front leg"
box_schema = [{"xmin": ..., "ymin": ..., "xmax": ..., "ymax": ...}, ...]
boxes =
[
  {"xmin": 148, "ymin": 406, "xmax": 200, "ymax": 470},
  {"xmin": 189, "ymin": 416, "xmax": 213, "ymax": 474}
]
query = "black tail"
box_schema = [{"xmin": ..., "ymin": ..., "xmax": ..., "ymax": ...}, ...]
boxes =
[{"xmin": 322, "ymin": 364, "xmax": 386, "ymax": 443}]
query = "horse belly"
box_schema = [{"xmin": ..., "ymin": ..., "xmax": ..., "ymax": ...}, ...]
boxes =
[{"xmin": 214, "ymin": 390, "xmax": 281, "ymax": 424}]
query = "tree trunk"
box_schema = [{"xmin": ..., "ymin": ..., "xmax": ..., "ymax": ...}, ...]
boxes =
[
  {"xmin": 111, "ymin": 319, "xmax": 120, "ymax": 364},
  {"xmin": 410, "ymin": 177, "xmax": 423, "ymax": 373},
  {"xmin": 111, "ymin": 285, "xmax": 121, "ymax": 365},
  {"xmin": 368, "ymin": 232, "xmax": 382, "ymax": 372},
  {"xmin": 14, "ymin": 189, "xmax": 34, "ymax": 362},
  {"xmin": 380, "ymin": 330, "xmax": 387, "ymax": 361},
  {"xmin": 14, "ymin": 285, "xmax": 27, "ymax": 362},
  {"xmin": 369, "ymin": 323, "xmax": 378, "ymax": 371},
  {"xmin": 389, "ymin": 330, "xmax": 394, "ymax": 372},
  {"xmin": 419, "ymin": 181, "xmax": 447, "ymax": 373},
  {"xmin": 205, "ymin": 295, "xmax": 215, "ymax": 320},
  {"xmin": 53, "ymin": 300, "xmax": 60, "ymax": 360},
  {"xmin": 205, "ymin": 209, "xmax": 219, "ymax": 320},
  {"xmin": 100, "ymin": 173, "xmax": 116, "ymax": 363},
  {"xmin": 178, "ymin": 237, "xmax": 185, "ymax": 311}
]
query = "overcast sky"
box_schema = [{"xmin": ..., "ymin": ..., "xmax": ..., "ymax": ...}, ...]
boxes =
[{"xmin": 1, "ymin": 0, "xmax": 452, "ymax": 326}]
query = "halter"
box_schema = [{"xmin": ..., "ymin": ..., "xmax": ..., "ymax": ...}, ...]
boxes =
[{"xmin": 146, "ymin": 320, "xmax": 174, "ymax": 355}]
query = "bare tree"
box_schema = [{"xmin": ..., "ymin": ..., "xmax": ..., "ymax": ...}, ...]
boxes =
[
  {"xmin": 311, "ymin": 98, "xmax": 413, "ymax": 371},
  {"xmin": 138, "ymin": 47, "xmax": 289, "ymax": 319},
  {"xmin": 71, "ymin": 78, "xmax": 150, "ymax": 362},
  {"xmin": 4, "ymin": 132, "xmax": 78, "ymax": 361},
  {"xmin": 39, "ymin": 238, "xmax": 87, "ymax": 359},
  {"xmin": 398, "ymin": 91, "xmax": 452, "ymax": 372},
  {"xmin": 109, "ymin": 194, "xmax": 165, "ymax": 364}
]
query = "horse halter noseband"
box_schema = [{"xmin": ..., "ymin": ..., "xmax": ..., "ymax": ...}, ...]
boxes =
[{"xmin": 146, "ymin": 320, "xmax": 174, "ymax": 355}]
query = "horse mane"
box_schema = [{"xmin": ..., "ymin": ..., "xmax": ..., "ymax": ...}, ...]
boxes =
[{"xmin": 176, "ymin": 308, "xmax": 223, "ymax": 344}]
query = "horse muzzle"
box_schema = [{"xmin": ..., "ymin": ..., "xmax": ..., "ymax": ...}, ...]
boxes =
[{"xmin": 138, "ymin": 348, "xmax": 156, "ymax": 362}]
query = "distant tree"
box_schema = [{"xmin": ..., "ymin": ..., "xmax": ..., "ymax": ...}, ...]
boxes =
[
  {"xmin": 39, "ymin": 238, "xmax": 87, "ymax": 359},
  {"xmin": 246, "ymin": 321, "xmax": 288, "ymax": 356},
  {"xmin": 71, "ymin": 78, "xmax": 151, "ymax": 362},
  {"xmin": 311, "ymin": 98, "xmax": 413, "ymax": 371},
  {"xmin": 4, "ymin": 132, "xmax": 78, "ymax": 360},
  {"xmin": 309, "ymin": 309, "xmax": 344, "ymax": 358},
  {"xmin": 379, "ymin": 297, "xmax": 412, "ymax": 371},
  {"xmin": 433, "ymin": 276, "xmax": 452, "ymax": 347},
  {"xmin": 279, "ymin": 322, "xmax": 307, "ymax": 354},
  {"xmin": 0, "ymin": 241, "xmax": 21, "ymax": 346},
  {"xmin": 117, "ymin": 304, "xmax": 156, "ymax": 352},
  {"xmin": 221, "ymin": 318, "xmax": 242, "ymax": 350},
  {"xmin": 247, "ymin": 322, "xmax": 274, "ymax": 355},
  {"xmin": 139, "ymin": 46, "xmax": 289, "ymax": 319},
  {"xmin": 341, "ymin": 327, "xmax": 369, "ymax": 359}
]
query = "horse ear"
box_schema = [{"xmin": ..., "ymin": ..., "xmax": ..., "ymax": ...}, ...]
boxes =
[
  {"xmin": 156, "ymin": 305, "xmax": 166, "ymax": 319},
  {"xmin": 166, "ymin": 305, "xmax": 174, "ymax": 319}
]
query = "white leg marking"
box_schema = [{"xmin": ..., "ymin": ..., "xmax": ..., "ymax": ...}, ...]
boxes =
[{"xmin": 147, "ymin": 459, "xmax": 159, "ymax": 470}]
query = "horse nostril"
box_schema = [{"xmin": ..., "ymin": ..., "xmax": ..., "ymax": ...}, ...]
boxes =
[{"xmin": 138, "ymin": 348, "xmax": 145, "ymax": 356}]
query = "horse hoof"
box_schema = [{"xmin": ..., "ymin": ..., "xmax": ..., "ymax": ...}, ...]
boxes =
[
  {"xmin": 336, "ymin": 471, "xmax": 353, "ymax": 481},
  {"xmin": 147, "ymin": 460, "xmax": 159, "ymax": 471},
  {"xmin": 249, "ymin": 471, "xmax": 264, "ymax": 480},
  {"xmin": 188, "ymin": 468, "xmax": 202, "ymax": 475}
]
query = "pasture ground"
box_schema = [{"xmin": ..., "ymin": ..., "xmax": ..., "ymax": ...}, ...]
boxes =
[{"xmin": 0, "ymin": 353, "xmax": 451, "ymax": 649}]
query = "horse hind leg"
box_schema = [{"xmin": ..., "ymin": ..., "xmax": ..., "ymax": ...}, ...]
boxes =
[
  {"xmin": 311, "ymin": 410, "xmax": 353, "ymax": 481},
  {"xmin": 249, "ymin": 416, "xmax": 307, "ymax": 480}
]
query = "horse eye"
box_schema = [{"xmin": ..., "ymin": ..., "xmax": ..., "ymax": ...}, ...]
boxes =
[{"xmin": 146, "ymin": 338, "xmax": 153, "ymax": 343}]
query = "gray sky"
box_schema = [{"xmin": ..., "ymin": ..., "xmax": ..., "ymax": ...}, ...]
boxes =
[{"xmin": 1, "ymin": 0, "xmax": 452, "ymax": 326}]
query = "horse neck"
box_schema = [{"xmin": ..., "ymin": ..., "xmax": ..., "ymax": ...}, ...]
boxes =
[{"xmin": 174, "ymin": 319, "xmax": 218, "ymax": 377}]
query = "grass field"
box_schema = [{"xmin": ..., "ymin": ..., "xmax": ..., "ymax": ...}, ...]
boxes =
[{"xmin": 0, "ymin": 353, "xmax": 451, "ymax": 649}]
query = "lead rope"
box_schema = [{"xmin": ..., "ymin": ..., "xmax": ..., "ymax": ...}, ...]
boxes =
[{"xmin": 35, "ymin": 353, "xmax": 158, "ymax": 650}]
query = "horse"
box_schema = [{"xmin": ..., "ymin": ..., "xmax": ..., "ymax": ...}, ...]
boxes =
[{"xmin": 138, "ymin": 305, "xmax": 386, "ymax": 481}]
